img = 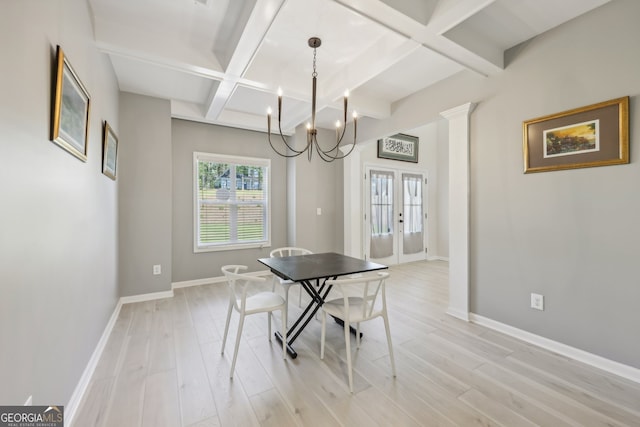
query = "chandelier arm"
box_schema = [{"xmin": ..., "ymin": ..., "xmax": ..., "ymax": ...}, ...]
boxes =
[
  {"xmin": 317, "ymin": 125, "xmax": 348, "ymax": 155},
  {"xmin": 267, "ymin": 131, "xmax": 306, "ymax": 158},
  {"xmin": 314, "ymin": 121, "xmax": 358, "ymax": 161},
  {"xmin": 314, "ymin": 136, "xmax": 339, "ymax": 162},
  {"xmin": 275, "ymin": 120, "xmax": 307, "ymax": 154}
]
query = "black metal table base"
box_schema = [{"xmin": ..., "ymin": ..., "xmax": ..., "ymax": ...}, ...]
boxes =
[
  {"xmin": 274, "ymin": 331, "xmax": 298, "ymax": 358},
  {"xmin": 274, "ymin": 277, "xmax": 364, "ymax": 358},
  {"xmin": 333, "ymin": 316, "xmax": 363, "ymax": 338}
]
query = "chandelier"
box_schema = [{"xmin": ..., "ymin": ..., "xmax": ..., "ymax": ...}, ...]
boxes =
[{"xmin": 267, "ymin": 37, "xmax": 358, "ymax": 162}]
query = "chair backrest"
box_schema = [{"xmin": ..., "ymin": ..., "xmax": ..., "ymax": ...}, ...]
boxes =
[
  {"xmin": 326, "ymin": 271, "xmax": 390, "ymax": 321},
  {"xmin": 221, "ymin": 265, "xmax": 266, "ymax": 312},
  {"xmin": 269, "ymin": 247, "xmax": 313, "ymax": 257}
]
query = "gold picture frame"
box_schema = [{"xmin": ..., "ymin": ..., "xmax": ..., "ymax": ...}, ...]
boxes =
[
  {"xmin": 102, "ymin": 121, "xmax": 118, "ymax": 180},
  {"xmin": 51, "ymin": 45, "xmax": 91, "ymax": 161},
  {"xmin": 523, "ymin": 96, "xmax": 629, "ymax": 173}
]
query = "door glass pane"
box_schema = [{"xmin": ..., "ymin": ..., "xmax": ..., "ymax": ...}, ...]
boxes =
[
  {"xmin": 402, "ymin": 173, "xmax": 423, "ymax": 255},
  {"xmin": 370, "ymin": 170, "xmax": 394, "ymax": 258}
]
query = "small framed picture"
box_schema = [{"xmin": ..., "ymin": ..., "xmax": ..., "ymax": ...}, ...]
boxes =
[
  {"xmin": 377, "ymin": 133, "xmax": 419, "ymax": 163},
  {"xmin": 51, "ymin": 45, "xmax": 91, "ymax": 161},
  {"xmin": 523, "ymin": 97, "xmax": 629, "ymax": 173},
  {"xmin": 102, "ymin": 122, "xmax": 118, "ymax": 180}
]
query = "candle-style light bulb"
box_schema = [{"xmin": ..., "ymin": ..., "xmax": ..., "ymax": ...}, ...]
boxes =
[
  {"xmin": 277, "ymin": 88, "xmax": 282, "ymax": 121},
  {"xmin": 267, "ymin": 107, "xmax": 271, "ymax": 134},
  {"xmin": 344, "ymin": 89, "xmax": 349, "ymax": 98},
  {"xmin": 335, "ymin": 120, "xmax": 341, "ymax": 128},
  {"xmin": 353, "ymin": 111, "xmax": 358, "ymax": 119}
]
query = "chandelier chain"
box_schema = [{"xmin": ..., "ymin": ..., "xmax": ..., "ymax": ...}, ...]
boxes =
[{"xmin": 312, "ymin": 47, "xmax": 318, "ymax": 78}]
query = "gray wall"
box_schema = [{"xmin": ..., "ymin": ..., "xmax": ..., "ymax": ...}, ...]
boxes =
[
  {"xmin": 171, "ymin": 119, "xmax": 288, "ymax": 281},
  {"xmin": 118, "ymin": 93, "xmax": 173, "ymax": 296},
  {"xmin": 289, "ymin": 126, "xmax": 344, "ymax": 253},
  {"xmin": 359, "ymin": 0, "xmax": 640, "ymax": 368},
  {"xmin": 0, "ymin": 0, "xmax": 120, "ymax": 405}
]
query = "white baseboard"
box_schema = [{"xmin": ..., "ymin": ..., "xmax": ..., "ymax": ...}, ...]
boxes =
[
  {"xmin": 427, "ymin": 255, "xmax": 449, "ymax": 262},
  {"xmin": 447, "ymin": 307, "xmax": 470, "ymax": 321},
  {"xmin": 470, "ymin": 313, "xmax": 640, "ymax": 385},
  {"xmin": 172, "ymin": 276, "xmax": 225, "ymax": 289},
  {"xmin": 119, "ymin": 290, "xmax": 174, "ymax": 304},
  {"xmin": 65, "ymin": 299, "xmax": 123, "ymax": 426},
  {"xmin": 172, "ymin": 270, "xmax": 272, "ymax": 290}
]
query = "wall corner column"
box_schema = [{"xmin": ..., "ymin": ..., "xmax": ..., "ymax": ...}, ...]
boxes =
[{"xmin": 440, "ymin": 102, "xmax": 476, "ymax": 321}]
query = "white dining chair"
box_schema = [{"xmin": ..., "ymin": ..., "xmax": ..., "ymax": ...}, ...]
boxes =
[
  {"xmin": 269, "ymin": 247, "xmax": 313, "ymax": 310},
  {"xmin": 320, "ymin": 271, "xmax": 396, "ymax": 393},
  {"xmin": 221, "ymin": 265, "xmax": 287, "ymax": 378}
]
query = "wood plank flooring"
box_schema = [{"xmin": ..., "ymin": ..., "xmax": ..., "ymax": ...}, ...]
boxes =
[{"xmin": 72, "ymin": 261, "xmax": 640, "ymax": 426}]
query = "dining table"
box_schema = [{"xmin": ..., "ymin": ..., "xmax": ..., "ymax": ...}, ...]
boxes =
[{"xmin": 258, "ymin": 252, "xmax": 387, "ymax": 358}]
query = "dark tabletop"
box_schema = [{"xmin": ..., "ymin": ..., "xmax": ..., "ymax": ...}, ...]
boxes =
[{"xmin": 258, "ymin": 252, "xmax": 387, "ymax": 282}]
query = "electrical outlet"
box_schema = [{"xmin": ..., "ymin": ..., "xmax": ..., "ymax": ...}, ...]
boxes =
[
  {"xmin": 153, "ymin": 264, "xmax": 162, "ymax": 275},
  {"xmin": 530, "ymin": 293, "xmax": 544, "ymax": 310}
]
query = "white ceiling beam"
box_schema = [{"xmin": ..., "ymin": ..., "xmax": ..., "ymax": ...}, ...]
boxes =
[
  {"xmin": 426, "ymin": 0, "xmax": 496, "ymax": 35},
  {"xmin": 334, "ymin": 0, "xmax": 503, "ymax": 75},
  {"xmin": 204, "ymin": 0, "xmax": 288, "ymax": 120}
]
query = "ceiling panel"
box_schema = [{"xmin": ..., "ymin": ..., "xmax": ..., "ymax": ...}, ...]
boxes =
[
  {"xmin": 354, "ymin": 47, "xmax": 465, "ymax": 103},
  {"xmin": 110, "ymin": 55, "xmax": 218, "ymax": 105}
]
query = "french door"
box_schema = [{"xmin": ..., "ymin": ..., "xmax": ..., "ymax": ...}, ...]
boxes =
[{"xmin": 365, "ymin": 167, "xmax": 426, "ymax": 265}]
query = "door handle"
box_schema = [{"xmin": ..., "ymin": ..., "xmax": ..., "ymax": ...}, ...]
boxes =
[{"xmin": 398, "ymin": 220, "xmax": 403, "ymax": 223}]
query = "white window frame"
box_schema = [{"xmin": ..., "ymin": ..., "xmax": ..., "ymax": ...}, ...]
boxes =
[{"xmin": 193, "ymin": 152, "xmax": 271, "ymax": 252}]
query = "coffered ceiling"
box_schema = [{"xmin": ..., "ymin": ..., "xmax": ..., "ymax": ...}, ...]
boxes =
[{"xmin": 89, "ymin": 0, "xmax": 611, "ymax": 134}]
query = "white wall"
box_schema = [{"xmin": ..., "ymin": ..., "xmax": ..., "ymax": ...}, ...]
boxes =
[{"xmin": 0, "ymin": 0, "xmax": 120, "ymax": 405}]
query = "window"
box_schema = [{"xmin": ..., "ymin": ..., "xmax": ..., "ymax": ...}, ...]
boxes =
[{"xmin": 194, "ymin": 152, "xmax": 270, "ymax": 252}]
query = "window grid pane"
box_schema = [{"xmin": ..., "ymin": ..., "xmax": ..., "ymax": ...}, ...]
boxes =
[
  {"xmin": 402, "ymin": 174, "xmax": 423, "ymax": 234},
  {"xmin": 371, "ymin": 171, "xmax": 394, "ymax": 236},
  {"xmin": 196, "ymin": 156, "xmax": 269, "ymax": 249}
]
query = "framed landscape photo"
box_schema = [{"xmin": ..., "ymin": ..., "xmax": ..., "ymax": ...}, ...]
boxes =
[
  {"xmin": 102, "ymin": 121, "xmax": 118, "ymax": 180},
  {"xmin": 51, "ymin": 45, "xmax": 91, "ymax": 162},
  {"xmin": 377, "ymin": 133, "xmax": 419, "ymax": 163},
  {"xmin": 523, "ymin": 96, "xmax": 628, "ymax": 173}
]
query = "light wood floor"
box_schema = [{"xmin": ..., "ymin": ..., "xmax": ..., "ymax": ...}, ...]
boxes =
[{"xmin": 72, "ymin": 261, "xmax": 640, "ymax": 426}]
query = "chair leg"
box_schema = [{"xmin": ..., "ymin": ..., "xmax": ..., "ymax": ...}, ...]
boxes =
[
  {"xmin": 281, "ymin": 307, "xmax": 287, "ymax": 359},
  {"xmin": 283, "ymin": 286, "xmax": 290, "ymax": 331},
  {"xmin": 344, "ymin": 319, "xmax": 354, "ymax": 393},
  {"xmin": 230, "ymin": 314, "xmax": 245, "ymax": 378},
  {"xmin": 268, "ymin": 312, "xmax": 272, "ymax": 341},
  {"xmin": 298, "ymin": 285, "xmax": 302, "ymax": 307},
  {"xmin": 320, "ymin": 311, "xmax": 326, "ymax": 359},
  {"xmin": 356, "ymin": 323, "xmax": 361, "ymax": 348},
  {"xmin": 221, "ymin": 300, "xmax": 233, "ymax": 354},
  {"xmin": 383, "ymin": 314, "xmax": 396, "ymax": 377}
]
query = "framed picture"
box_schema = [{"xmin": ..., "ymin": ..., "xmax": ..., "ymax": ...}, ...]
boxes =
[
  {"xmin": 523, "ymin": 96, "xmax": 628, "ymax": 173},
  {"xmin": 102, "ymin": 122, "xmax": 118, "ymax": 180},
  {"xmin": 51, "ymin": 45, "xmax": 91, "ymax": 161},
  {"xmin": 377, "ymin": 133, "xmax": 419, "ymax": 163}
]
